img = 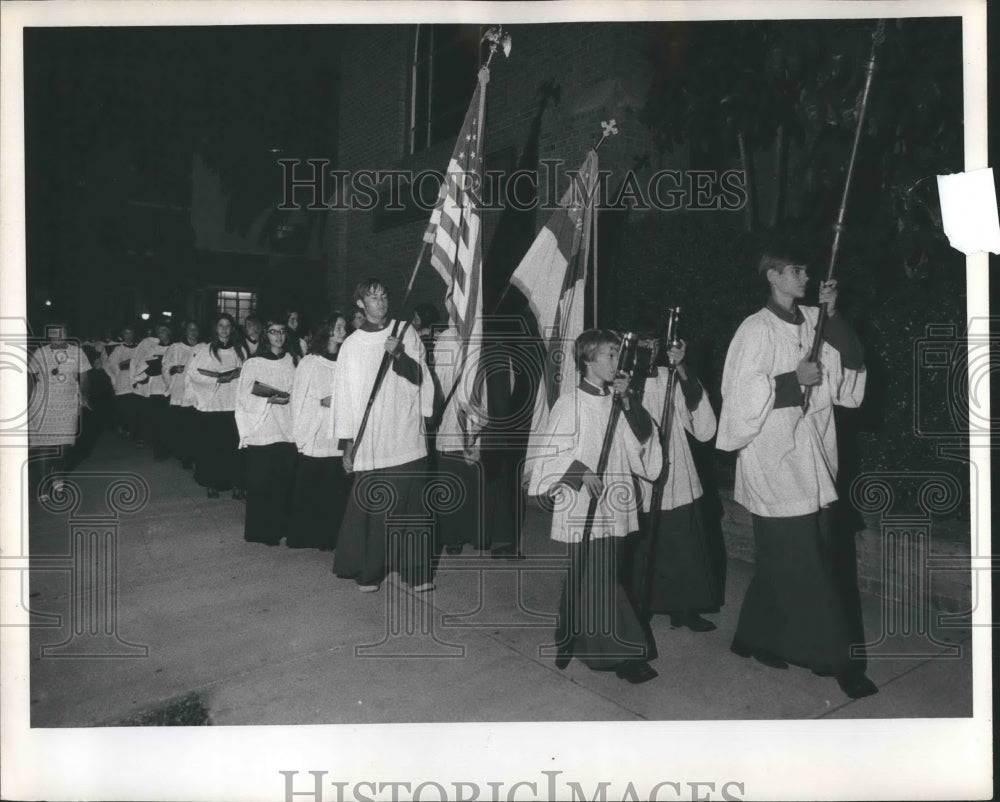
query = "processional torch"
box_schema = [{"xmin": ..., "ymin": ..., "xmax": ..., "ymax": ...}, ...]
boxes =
[
  {"xmin": 802, "ymin": 19, "xmax": 885, "ymax": 413},
  {"xmin": 640, "ymin": 307, "xmax": 680, "ymax": 620}
]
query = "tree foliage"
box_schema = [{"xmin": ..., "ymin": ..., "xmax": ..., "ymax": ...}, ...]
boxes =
[{"xmin": 635, "ymin": 18, "xmax": 968, "ymax": 515}]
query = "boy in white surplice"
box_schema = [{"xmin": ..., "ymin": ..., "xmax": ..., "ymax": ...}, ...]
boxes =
[{"xmin": 527, "ymin": 329, "xmax": 662, "ymax": 684}]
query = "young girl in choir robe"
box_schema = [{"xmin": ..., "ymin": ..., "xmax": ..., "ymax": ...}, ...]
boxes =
[
  {"xmin": 287, "ymin": 315, "xmax": 351, "ymax": 550},
  {"xmin": 162, "ymin": 320, "xmax": 201, "ymax": 468},
  {"xmin": 526, "ymin": 329, "xmax": 662, "ymax": 684},
  {"xmin": 28, "ymin": 322, "xmax": 84, "ymax": 500},
  {"xmin": 130, "ymin": 320, "xmax": 173, "ymax": 457},
  {"xmin": 241, "ymin": 315, "xmax": 263, "ymax": 356},
  {"xmin": 185, "ymin": 312, "xmax": 247, "ymax": 499},
  {"xmin": 236, "ymin": 316, "xmax": 298, "ymax": 546},
  {"xmin": 104, "ymin": 324, "xmax": 140, "ymax": 440},
  {"xmin": 632, "ymin": 335, "xmax": 722, "ymax": 631},
  {"xmin": 283, "ymin": 309, "xmax": 308, "ymax": 361},
  {"xmin": 332, "ymin": 278, "xmax": 435, "ymax": 592}
]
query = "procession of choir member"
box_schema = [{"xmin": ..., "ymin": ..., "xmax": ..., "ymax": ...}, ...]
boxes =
[
  {"xmin": 28, "ymin": 323, "xmax": 84, "ymax": 499},
  {"xmin": 104, "ymin": 324, "xmax": 140, "ymax": 440},
  {"xmin": 235, "ymin": 316, "xmax": 298, "ymax": 546},
  {"xmin": 287, "ymin": 314, "xmax": 352, "ymax": 550},
  {"xmin": 527, "ymin": 329, "xmax": 661, "ymax": 684},
  {"xmin": 185, "ymin": 312, "xmax": 247, "ymax": 499},
  {"xmin": 631, "ymin": 334, "xmax": 722, "ymax": 631},
  {"xmin": 716, "ymin": 248, "xmax": 877, "ymax": 700},
  {"xmin": 332, "ymin": 279, "xmax": 435, "ymax": 592},
  {"xmin": 129, "ymin": 320, "xmax": 173, "ymax": 458},
  {"xmin": 26, "ymin": 234, "xmax": 889, "ymax": 703},
  {"xmin": 162, "ymin": 320, "xmax": 201, "ymax": 468}
]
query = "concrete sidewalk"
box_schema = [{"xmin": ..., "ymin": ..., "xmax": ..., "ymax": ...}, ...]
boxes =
[{"xmin": 25, "ymin": 434, "xmax": 972, "ymax": 726}]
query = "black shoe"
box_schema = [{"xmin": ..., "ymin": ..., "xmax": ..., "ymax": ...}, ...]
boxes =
[
  {"xmin": 207, "ymin": 487, "xmax": 220, "ymax": 499},
  {"xmin": 444, "ymin": 544, "xmax": 463, "ymax": 555},
  {"xmin": 615, "ymin": 660, "xmax": 658, "ymax": 684},
  {"xmin": 232, "ymin": 487, "xmax": 246, "ymax": 500},
  {"xmin": 669, "ymin": 612, "xmax": 717, "ymax": 632},
  {"xmin": 836, "ymin": 671, "xmax": 878, "ymax": 699},
  {"xmin": 554, "ymin": 641, "xmax": 572, "ymax": 670}
]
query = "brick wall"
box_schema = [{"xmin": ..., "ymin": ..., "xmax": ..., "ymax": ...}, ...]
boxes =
[{"xmin": 328, "ymin": 22, "xmax": 668, "ymax": 316}]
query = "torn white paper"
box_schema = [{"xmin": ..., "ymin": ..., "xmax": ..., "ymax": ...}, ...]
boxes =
[{"xmin": 936, "ymin": 167, "xmax": 1000, "ymax": 255}]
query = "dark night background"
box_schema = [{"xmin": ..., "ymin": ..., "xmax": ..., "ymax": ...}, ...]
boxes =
[
  {"xmin": 24, "ymin": 26, "xmax": 342, "ymax": 333},
  {"xmin": 21, "ymin": 18, "xmax": 983, "ymax": 518}
]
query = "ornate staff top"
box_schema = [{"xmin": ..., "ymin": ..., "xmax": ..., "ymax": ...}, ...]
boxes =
[
  {"xmin": 594, "ymin": 119, "xmax": 619, "ymax": 151},
  {"xmin": 482, "ymin": 26, "xmax": 512, "ymax": 69}
]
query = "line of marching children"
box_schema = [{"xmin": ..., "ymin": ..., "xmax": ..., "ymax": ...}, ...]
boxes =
[
  {"xmin": 525, "ymin": 245, "xmax": 877, "ymax": 698},
  {"xmin": 70, "ymin": 245, "xmax": 876, "ymax": 700}
]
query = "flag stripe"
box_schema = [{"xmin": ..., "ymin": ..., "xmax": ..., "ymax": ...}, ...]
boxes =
[{"xmin": 422, "ymin": 72, "xmax": 488, "ymax": 452}]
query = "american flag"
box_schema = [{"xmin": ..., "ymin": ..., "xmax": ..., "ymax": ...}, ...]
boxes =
[{"xmin": 423, "ymin": 67, "xmax": 489, "ymax": 453}]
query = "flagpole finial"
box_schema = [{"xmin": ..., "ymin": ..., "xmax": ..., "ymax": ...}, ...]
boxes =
[
  {"xmin": 482, "ymin": 26, "xmax": 512, "ymax": 69},
  {"xmin": 594, "ymin": 119, "xmax": 619, "ymax": 151}
]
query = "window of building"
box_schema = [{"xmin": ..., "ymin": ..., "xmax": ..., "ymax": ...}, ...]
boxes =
[
  {"xmin": 409, "ymin": 24, "xmax": 484, "ymax": 154},
  {"xmin": 216, "ymin": 290, "xmax": 257, "ymax": 324}
]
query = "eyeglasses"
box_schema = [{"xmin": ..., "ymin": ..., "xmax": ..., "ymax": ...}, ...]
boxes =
[{"xmin": 266, "ymin": 329, "xmax": 286, "ymax": 336}]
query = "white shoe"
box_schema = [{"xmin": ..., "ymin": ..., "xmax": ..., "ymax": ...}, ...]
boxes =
[
  {"xmin": 411, "ymin": 582, "xmax": 435, "ymax": 593},
  {"xmin": 358, "ymin": 584, "xmax": 380, "ymax": 593}
]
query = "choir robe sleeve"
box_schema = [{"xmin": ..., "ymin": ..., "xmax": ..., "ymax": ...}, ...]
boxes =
[
  {"xmin": 161, "ymin": 344, "xmax": 179, "ymax": 396},
  {"xmin": 526, "ymin": 394, "xmax": 581, "ymax": 498},
  {"xmin": 235, "ymin": 358, "xmax": 272, "ymax": 446},
  {"xmin": 818, "ymin": 313, "xmax": 867, "ymax": 410},
  {"xmin": 716, "ymin": 317, "xmax": 779, "ymax": 452},
  {"xmin": 291, "ymin": 356, "xmax": 325, "ymax": 451},
  {"xmin": 161, "ymin": 343, "xmax": 188, "ymax": 399},
  {"xmin": 333, "ymin": 341, "xmax": 361, "ymax": 442},
  {"xmin": 637, "ymin": 369, "xmax": 712, "ymax": 512},
  {"xmin": 128, "ymin": 338, "xmax": 155, "ymax": 390},
  {"xmin": 103, "ymin": 346, "xmax": 118, "ymax": 381},
  {"xmin": 678, "ymin": 378, "xmax": 717, "ymax": 443},
  {"xmin": 184, "ymin": 344, "xmax": 219, "ymax": 408}
]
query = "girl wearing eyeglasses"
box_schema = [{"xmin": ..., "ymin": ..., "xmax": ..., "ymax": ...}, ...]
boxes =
[{"xmin": 236, "ymin": 315, "xmax": 299, "ymax": 546}]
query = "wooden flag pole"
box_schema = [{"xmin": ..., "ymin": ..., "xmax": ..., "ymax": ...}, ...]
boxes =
[{"xmin": 352, "ymin": 30, "xmax": 511, "ymax": 465}]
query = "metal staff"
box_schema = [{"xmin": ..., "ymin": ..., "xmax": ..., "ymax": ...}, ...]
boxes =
[
  {"xmin": 803, "ymin": 19, "xmax": 885, "ymax": 413},
  {"xmin": 639, "ymin": 308, "xmax": 681, "ymax": 620}
]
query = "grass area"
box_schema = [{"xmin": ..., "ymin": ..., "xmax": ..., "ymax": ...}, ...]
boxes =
[{"xmin": 117, "ymin": 692, "xmax": 210, "ymax": 726}]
